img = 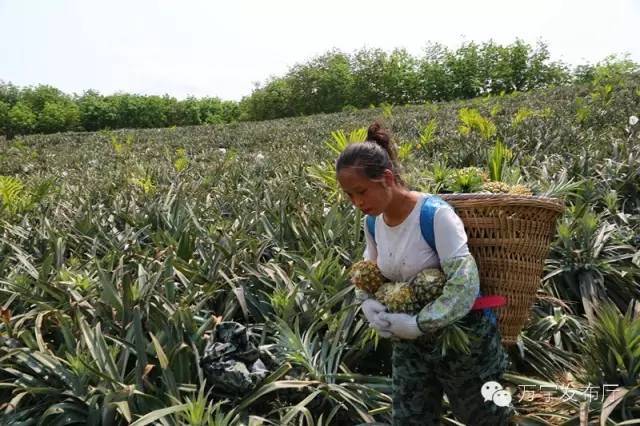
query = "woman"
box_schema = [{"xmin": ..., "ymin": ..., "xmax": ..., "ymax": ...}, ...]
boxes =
[{"xmin": 336, "ymin": 122, "xmax": 513, "ymax": 425}]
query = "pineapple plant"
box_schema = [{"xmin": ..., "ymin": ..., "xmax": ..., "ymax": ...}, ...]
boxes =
[
  {"xmin": 451, "ymin": 168, "xmax": 485, "ymax": 193},
  {"xmin": 458, "ymin": 166, "xmax": 490, "ymax": 183},
  {"xmin": 480, "ymin": 139, "xmax": 533, "ymax": 195},
  {"xmin": 350, "ymin": 260, "xmax": 386, "ymax": 294}
]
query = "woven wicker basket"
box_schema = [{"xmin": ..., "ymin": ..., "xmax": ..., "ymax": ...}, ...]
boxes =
[{"xmin": 439, "ymin": 193, "xmax": 564, "ymax": 346}]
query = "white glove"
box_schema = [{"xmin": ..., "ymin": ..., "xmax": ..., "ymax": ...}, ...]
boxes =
[
  {"xmin": 377, "ymin": 312, "xmax": 423, "ymax": 340},
  {"xmin": 361, "ymin": 299, "xmax": 392, "ymax": 335},
  {"xmin": 376, "ymin": 329, "xmax": 393, "ymax": 338}
]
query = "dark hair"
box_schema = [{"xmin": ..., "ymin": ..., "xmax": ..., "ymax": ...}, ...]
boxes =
[{"xmin": 335, "ymin": 121, "xmax": 405, "ymax": 185}]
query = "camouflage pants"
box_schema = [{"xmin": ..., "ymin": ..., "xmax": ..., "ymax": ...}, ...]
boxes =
[{"xmin": 392, "ymin": 311, "xmax": 513, "ymax": 426}]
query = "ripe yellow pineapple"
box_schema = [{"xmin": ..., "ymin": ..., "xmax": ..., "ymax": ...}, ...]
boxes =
[
  {"xmin": 350, "ymin": 260, "xmax": 386, "ymax": 294},
  {"xmin": 509, "ymin": 183, "xmax": 533, "ymax": 195},
  {"xmin": 374, "ymin": 268, "xmax": 446, "ymax": 313},
  {"xmin": 412, "ymin": 268, "xmax": 446, "ymax": 302},
  {"xmin": 375, "ymin": 282, "xmax": 417, "ymax": 313},
  {"xmin": 374, "ymin": 269, "xmax": 471, "ymax": 355},
  {"xmin": 482, "ymin": 181, "xmax": 533, "ymax": 195},
  {"xmin": 481, "ymin": 181, "xmax": 512, "ymax": 193}
]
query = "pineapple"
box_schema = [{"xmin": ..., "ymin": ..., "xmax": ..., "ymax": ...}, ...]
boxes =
[
  {"xmin": 350, "ymin": 260, "xmax": 386, "ymax": 294},
  {"xmin": 481, "ymin": 181, "xmax": 511, "ymax": 193},
  {"xmin": 509, "ymin": 183, "xmax": 533, "ymax": 195},
  {"xmin": 481, "ymin": 181, "xmax": 533, "ymax": 195},
  {"xmin": 412, "ymin": 268, "xmax": 446, "ymax": 303},
  {"xmin": 374, "ymin": 268, "xmax": 446, "ymax": 313},
  {"xmin": 375, "ymin": 282, "xmax": 421, "ymax": 313},
  {"xmin": 374, "ymin": 268, "xmax": 471, "ymax": 355}
]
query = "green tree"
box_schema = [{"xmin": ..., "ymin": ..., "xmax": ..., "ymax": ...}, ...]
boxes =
[
  {"xmin": 381, "ymin": 48, "xmax": 420, "ymax": 105},
  {"xmin": 38, "ymin": 101, "xmax": 81, "ymax": 133},
  {"xmin": 220, "ymin": 100, "xmax": 240, "ymax": 123},
  {"xmin": 20, "ymin": 85, "xmax": 68, "ymax": 112},
  {"xmin": 286, "ymin": 51, "xmax": 355, "ymax": 115},
  {"xmin": 7, "ymin": 101, "xmax": 37, "ymax": 136},
  {"xmin": 417, "ymin": 43, "xmax": 453, "ymax": 101},
  {"xmin": 520, "ymin": 41, "xmax": 570, "ymax": 90},
  {"xmin": 111, "ymin": 94, "xmax": 169, "ymax": 128},
  {"xmin": 198, "ymin": 97, "xmax": 224, "ymax": 124},
  {"xmin": 351, "ymin": 48, "xmax": 388, "ymax": 107},
  {"xmin": 0, "ymin": 100, "xmax": 10, "ymax": 136},
  {"xmin": 78, "ymin": 90, "xmax": 119, "ymax": 131},
  {"xmin": 309, "ymin": 51, "xmax": 354, "ymax": 113},
  {"xmin": 175, "ymin": 97, "xmax": 202, "ymax": 126},
  {"xmin": 0, "ymin": 81, "xmax": 20, "ymax": 105},
  {"xmin": 445, "ymin": 41, "xmax": 484, "ymax": 99},
  {"xmin": 240, "ymin": 78, "xmax": 295, "ymax": 121}
]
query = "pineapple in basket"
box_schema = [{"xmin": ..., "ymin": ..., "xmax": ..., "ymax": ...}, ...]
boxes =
[
  {"xmin": 481, "ymin": 180, "xmax": 533, "ymax": 195},
  {"xmin": 509, "ymin": 183, "xmax": 533, "ymax": 195},
  {"xmin": 481, "ymin": 181, "xmax": 512, "ymax": 194}
]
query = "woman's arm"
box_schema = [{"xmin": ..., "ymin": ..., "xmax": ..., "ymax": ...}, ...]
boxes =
[{"xmin": 416, "ymin": 207, "xmax": 480, "ymax": 333}]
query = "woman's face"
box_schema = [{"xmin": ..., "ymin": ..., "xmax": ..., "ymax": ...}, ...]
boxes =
[{"xmin": 337, "ymin": 166, "xmax": 393, "ymax": 216}]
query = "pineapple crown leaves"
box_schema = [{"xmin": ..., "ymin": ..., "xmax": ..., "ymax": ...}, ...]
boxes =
[
  {"xmin": 487, "ymin": 139, "xmax": 513, "ymax": 182},
  {"xmin": 581, "ymin": 303, "xmax": 640, "ymax": 386},
  {"xmin": 0, "ymin": 176, "xmax": 24, "ymax": 209},
  {"xmin": 0, "ymin": 175, "xmax": 54, "ymax": 216},
  {"xmin": 418, "ymin": 119, "xmax": 438, "ymax": 148},
  {"xmin": 458, "ymin": 108, "xmax": 497, "ymax": 141},
  {"xmin": 451, "ymin": 168, "xmax": 485, "ymax": 193},
  {"xmin": 325, "ymin": 127, "xmax": 367, "ymax": 155},
  {"xmin": 306, "ymin": 161, "xmax": 345, "ymax": 202}
]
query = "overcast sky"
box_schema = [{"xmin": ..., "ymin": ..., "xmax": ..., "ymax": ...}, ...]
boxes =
[{"xmin": 1, "ymin": 0, "xmax": 638, "ymax": 101}]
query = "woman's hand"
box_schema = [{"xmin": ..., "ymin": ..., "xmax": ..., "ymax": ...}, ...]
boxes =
[
  {"xmin": 377, "ymin": 312, "xmax": 423, "ymax": 340},
  {"xmin": 361, "ymin": 299, "xmax": 393, "ymax": 337}
]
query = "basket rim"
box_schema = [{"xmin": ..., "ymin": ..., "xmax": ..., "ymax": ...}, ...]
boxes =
[{"xmin": 438, "ymin": 193, "xmax": 565, "ymax": 212}]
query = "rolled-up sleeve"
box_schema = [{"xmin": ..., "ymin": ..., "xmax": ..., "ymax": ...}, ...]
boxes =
[{"xmin": 416, "ymin": 207, "xmax": 480, "ymax": 333}]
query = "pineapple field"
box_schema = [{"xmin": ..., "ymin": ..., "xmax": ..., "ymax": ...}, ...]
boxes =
[{"xmin": 0, "ymin": 71, "xmax": 640, "ymax": 425}]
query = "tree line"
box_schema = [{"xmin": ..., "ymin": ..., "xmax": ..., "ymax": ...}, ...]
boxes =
[
  {"xmin": 1, "ymin": 40, "xmax": 635, "ymax": 138},
  {"xmin": 0, "ymin": 87, "xmax": 240, "ymax": 138}
]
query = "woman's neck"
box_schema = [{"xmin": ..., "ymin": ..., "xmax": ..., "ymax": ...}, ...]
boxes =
[{"xmin": 383, "ymin": 189, "xmax": 420, "ymax": 226}]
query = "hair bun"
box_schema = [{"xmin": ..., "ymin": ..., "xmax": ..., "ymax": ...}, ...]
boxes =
[{"xmin": 367, "ymin": 121, "xmax": 390, "ymax": 149}]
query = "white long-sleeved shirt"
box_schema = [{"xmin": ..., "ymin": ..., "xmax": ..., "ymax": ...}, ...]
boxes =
[{"xmin": 363, "ymin": 193, "xmax": 469, "ymax": 281}]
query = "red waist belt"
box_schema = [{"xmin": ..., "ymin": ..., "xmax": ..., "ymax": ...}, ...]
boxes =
[{"xmin": 471, "ymin": 295, "xmax": 507, "ymax": 310}]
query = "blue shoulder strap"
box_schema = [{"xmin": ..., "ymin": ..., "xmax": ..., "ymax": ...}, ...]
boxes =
[
  {"xmin": 419, "ymin": 195, "xmax": 449, "ymax": 253},
  {"xmin": 366, "ymin": 214, "xmax": 376, "ymax": 241}
]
